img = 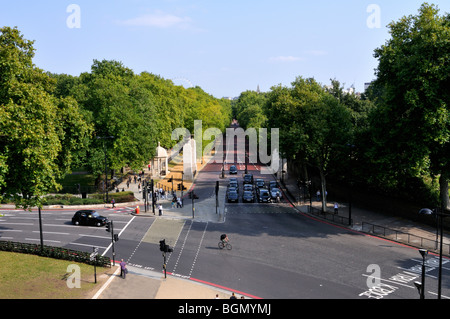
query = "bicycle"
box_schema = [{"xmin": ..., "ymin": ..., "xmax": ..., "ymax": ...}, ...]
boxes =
[{"xmin": 218, "ymin": 240, "xmax": 232, "ymax": 250}]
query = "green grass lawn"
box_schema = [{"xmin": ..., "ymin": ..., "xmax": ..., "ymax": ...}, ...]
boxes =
[{"xmin": 0, "ymin": 251, "xmax": 115, "ymax": 299}]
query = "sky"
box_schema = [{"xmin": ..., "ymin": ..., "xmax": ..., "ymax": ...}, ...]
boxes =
[{"xmin": 1, "ymin": 0, "xmax": 449, "ymax": 98}]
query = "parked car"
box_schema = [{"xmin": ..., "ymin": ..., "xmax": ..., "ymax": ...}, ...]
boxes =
[
  {"xmin": 257, "ymin": 188, "xmax": 271, "ymax": 203},
  {"xmin": 229, "ymin": 165, "xmax": 238, "ymax": 174},
  {"xmin": 226, "ymin": 190, "xmax": 239, "ymax": 203},
  {"xmin": 255, "ymin": 178, "xmax": 265, "ymax": 189},
  {"xmin": 243, "ymin": 174, "xmax": 253, "ymax": 184},
  {"xmin": 72, "ymin": 210, "xmax": 108, "ymax": 227},
  {"xmin": 242, "ymin": 190, "xmax": 255, "ymax": 203}
]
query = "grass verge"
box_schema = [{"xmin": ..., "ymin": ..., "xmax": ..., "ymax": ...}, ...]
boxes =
[{"xmin": 0, "ymin": 251, "xmax": 116, "ymax": 299}]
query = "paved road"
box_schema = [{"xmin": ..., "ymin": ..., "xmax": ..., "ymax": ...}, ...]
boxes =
[{"xmin": 1, "ymin": 127, "xmax": 450, "ymax": 299}]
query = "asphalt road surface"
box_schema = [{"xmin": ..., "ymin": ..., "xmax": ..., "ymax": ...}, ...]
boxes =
[{"xmin": 1, "ymin": 129, "xmax": 449, "ymax": 299}]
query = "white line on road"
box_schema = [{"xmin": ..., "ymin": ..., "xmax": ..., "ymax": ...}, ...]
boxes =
[
  {"xmin": 102, "ymin": 216, "xmax": 136, "ymax": 257},
  {"xmin": 69, "ymin": 242, "xmax": 108, "ymax": 249},
  {"xmin": 25, "ymin": 238, "xmax": 61, "ymax": 244},
  {"xmin": 78, "ymin": 234, "xmax": 110, "ymax": 239},
  {"xmin": 32, "ymin": 231, "xmax": 70, "ymax": 236}
]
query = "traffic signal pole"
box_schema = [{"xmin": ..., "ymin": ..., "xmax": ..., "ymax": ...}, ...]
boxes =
[
  {"xmin": 106, "ymin": 221, "xmax": 117, "ymax": 266},
  {"xmin": 159, "ymin": 239, "xmax": 173, "ymax": 279}
]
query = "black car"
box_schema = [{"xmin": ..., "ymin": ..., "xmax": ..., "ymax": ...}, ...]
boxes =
[
  {"xmin": 243, "ymin": 184, "xmax": 254, "ymax": 192},
  {"xmin": 269, "ymin": 181, "xmax": 278, "ymax": 190},
  {"xmin": 228, "ymin": 181, "xmax": 239, "ymax": 193},
  {"xmin": 72, "ymin": 210, "xmax": 108, "ymax": 227},
  {"xmin": 255, "ymin": 178, "xmax": 265, "ymax": 189},
  {"xmin": 242, "ymin": 190, "xmax": 255, "ymax": 203},
  {"xmin": 243, "ymin": 174, "xmax": 253, "ymax": 184},
  {"xmin": 257, "ymin": 188, "xmax": 271, "ymax": 203},
  {"xmin": 229, "ymin": 165, "xmax": 238, "ymax": 174},
  {"xmin": 226, "ymin": 190, "xmax": 239, "ymax": 203}
]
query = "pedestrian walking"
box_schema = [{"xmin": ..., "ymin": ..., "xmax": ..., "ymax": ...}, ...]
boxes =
[
  {"xmin": 172, "ymin": 196, "xmax": 176, "ymax": 208},
  {"xmin": 316, "ymin": 190, "xmax": 321, "ymax": 201},
  {"xmin": 111, "ymin": 198, "xmax": 115, "ymax": 208},
  {"xmin": 158, "ymin": 204, "xmax": 163, "ymax": 216},
  {"xmin": 177, "ymin": 197, "xmax": 182, "ymax": 208},
  {"xmin": 120, "ymin": 259, "xmax": 127, "ymax": 279},
  {"xmin": 334, "ymin": 202, "xmax": 339, "ymax": 214}
]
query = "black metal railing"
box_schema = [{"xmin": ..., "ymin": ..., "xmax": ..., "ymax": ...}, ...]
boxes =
[{"xmin": 362, "ymin": 222, "xmax": 450, "ymax": 255}]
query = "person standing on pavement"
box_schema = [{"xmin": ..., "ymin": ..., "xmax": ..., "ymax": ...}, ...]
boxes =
[
  {"xmin": 158, "ymin": 204, "xmax": 163, "ymax": 216},
  {"xmin": 334, "ymin": 202, "xmax": 339, "ymax": 214},
  {"xmin": 120, "ymin": 259, "xmax": 127, "ymax": 279}
]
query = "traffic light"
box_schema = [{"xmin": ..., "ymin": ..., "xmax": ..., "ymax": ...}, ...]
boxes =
[
  {"xmin": 168, "ymin": 177, "xmax": 173, "ymax": 183},
  {"xmin": 114, "ymin": 234, "xmax": 119, "ymax": 242},
  {"xmin": 159, "ymin": 239, "xmax": 166, "ymax": 252},
  {"xmin": 177, "ymin": 183, "xmax": 181, "ymax": 190},
  {"xmin": 159, "ymin": 239, "xmax": 173, "ymax": 253},
  {"xmin": 106, "ymin": 221, "xmax": 111, "ymax": 233}
]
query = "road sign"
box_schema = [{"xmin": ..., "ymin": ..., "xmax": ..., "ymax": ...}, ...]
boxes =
[{"xmin": 90, "ymin": 247, "xmax": 99, "ymax": 261}]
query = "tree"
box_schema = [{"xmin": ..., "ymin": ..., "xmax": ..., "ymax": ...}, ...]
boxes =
[
  {"xmin": 266, "ymin": 77, "xmax": 352, "ymax": 212},
  {"xmin": 371, "ymin": 3, "xmax": 450, "ymax": 210},
  {"xmin": 0, "ymin": 27, "xmax": 89, "ymax": 208}
]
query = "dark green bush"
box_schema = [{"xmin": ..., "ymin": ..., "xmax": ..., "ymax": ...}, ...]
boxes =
[{"xmin": 0, "ymin": 241, "xmax": 111, "ymax": 267}]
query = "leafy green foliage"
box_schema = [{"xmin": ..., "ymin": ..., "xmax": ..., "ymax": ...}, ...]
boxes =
[{"xmin": 0, "ymin": 27, "xmax": 232, "ymax": 208}]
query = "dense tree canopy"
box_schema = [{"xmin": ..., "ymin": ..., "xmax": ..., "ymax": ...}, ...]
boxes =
[
  {"xmin": 0, "ymin": 26, "xmax": 90, "ymax": 208},
  {"xmin": 370, "ymin": 3, "xmax": 450, "ymax": 210},
  {"xmin": 0, "ymin": 27, "xmax": 232, "ymax": 208},
  {"xmin": 1, "ymin": 2, "xmax": 449, "ymax": 213}
]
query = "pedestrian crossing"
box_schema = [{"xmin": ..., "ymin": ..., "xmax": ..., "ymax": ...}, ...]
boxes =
[
  {"xmin": 226, "ymin": 204, "xmax": 297, "ymax": 214},
  {"xmin": 105, "ymin": 206, "xmax": 137, "ymax": 214}
]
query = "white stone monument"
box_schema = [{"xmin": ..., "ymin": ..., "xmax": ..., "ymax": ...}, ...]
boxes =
[{"xmin": 183, "ymin": 138, "xmax": 197, "ymax": 181}]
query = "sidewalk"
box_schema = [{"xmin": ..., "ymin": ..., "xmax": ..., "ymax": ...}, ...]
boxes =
[
  {"xmin": 92, "ymin": 155, "xmax": 246, "ymax": 300},
  {"xmin": 93, "ymin": 157, "xmax": 449, "ymax": 300},
  {"xmin": 94, "ymin": 265, "xmax": 236, "ymax": 299},
  {"xmin": 281, "ymin": 174, "xmax": 450, "ymax": 247}
]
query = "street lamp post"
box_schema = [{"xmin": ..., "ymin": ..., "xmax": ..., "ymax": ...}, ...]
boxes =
[{"xmin": 419, "ymin": 207, "xmax": 447, "ymax": 299}]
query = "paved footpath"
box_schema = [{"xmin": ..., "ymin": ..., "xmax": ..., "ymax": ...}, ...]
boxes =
[{"xmin": 92, "ymin": 157, "xmax": 450, "ymax": 300}]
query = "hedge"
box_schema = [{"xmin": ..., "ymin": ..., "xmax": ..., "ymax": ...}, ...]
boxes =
[{"xmin": 0, "ymin": 241, "xmax": 111, "ymax": 267}]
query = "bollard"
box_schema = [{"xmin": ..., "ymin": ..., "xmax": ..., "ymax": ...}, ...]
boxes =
[{"xmin": 135, "ymin": 206, "xmax": 140, "ymax": 215}]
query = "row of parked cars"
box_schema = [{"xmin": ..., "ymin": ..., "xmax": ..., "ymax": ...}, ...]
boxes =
[{"xmin": 226, "ymin": 173, "xmax": 282, "ymax": 203}]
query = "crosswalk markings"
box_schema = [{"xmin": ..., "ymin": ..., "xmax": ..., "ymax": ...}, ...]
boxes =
[
  {"xmin": 106, "ymin": 207, "xmax": 136, "ymax": 213},
  {"xmin": 142, "ymin": 218, "xmax": 185, "ymax": 246}
]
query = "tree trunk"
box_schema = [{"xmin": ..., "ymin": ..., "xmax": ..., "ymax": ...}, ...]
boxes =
[
  {"xmin": 319, "ymin": 168, "xmax": 327, "ymax": 213},
  {"xmin": 440, "ymin": 173, "xmax": 449, "ymax": 213}
]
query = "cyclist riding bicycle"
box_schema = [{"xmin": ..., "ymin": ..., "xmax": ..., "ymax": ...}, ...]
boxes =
[{"xmin": 220, "ymin": 234, "xmax": 229, "ymax": 244}]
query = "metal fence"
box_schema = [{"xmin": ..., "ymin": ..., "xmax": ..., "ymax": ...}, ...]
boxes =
[
  {"xmin": 309, "ymin": 206, "xmax": 353, "ymax": 226},
  {"xmin": 362, "ymin": 222, "xmax": 450, "ymax": 255}
]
